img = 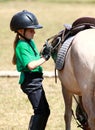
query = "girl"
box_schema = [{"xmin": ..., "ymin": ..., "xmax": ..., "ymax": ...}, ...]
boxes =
[{"xmin": 10, "ymin": 10, "xmax": 50, "ymax": 130}]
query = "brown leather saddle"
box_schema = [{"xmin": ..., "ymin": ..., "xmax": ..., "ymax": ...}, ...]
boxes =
[
  {"xmin": 63, "ymin": 16, "xmax": 95, "ymax": 41},
  {"xmin": 55, "ymin": 17, "xmax": 95, "ymax": 70}
]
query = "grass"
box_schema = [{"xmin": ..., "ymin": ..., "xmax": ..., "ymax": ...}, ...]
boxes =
[
  {"xmin": 1, "ymin": 1, "xmax": 95, "ymax": 130},
  {"xmin": 0, "ymin": 77, "xmax": 78, "ymax": 130}
]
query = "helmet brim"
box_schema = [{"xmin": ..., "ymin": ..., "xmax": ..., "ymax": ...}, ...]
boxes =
[{"xmin": 32, "ymin": 24, "xmax": 43, "ymax": 29}]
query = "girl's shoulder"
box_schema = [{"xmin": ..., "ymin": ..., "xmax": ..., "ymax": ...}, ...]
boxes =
[{"xmin": 17, "ymin": 40, "xmax": 29, "ymax": 49}]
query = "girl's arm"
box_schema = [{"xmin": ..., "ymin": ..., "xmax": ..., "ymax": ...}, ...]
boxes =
[{"xmin": 27, "ymin": 57, "xmax": 46, "ymax": 70}]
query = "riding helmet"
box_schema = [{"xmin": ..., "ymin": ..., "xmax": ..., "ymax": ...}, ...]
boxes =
[{"xmin": 10, "ymin": 10, "xmax": 43, "ymax": 31}]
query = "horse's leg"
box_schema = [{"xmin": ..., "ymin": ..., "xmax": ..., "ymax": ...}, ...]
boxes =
[
  {"xmin": 76, "ymin": 96, "xmax": 91, "ymax": 130},
  {"xmin": 61, "ymin": 83, "xmax": 72, "ymax": 130},
  {"xmin": 81, "ymin": 86, "xmax": 95, "ymax": 130}
]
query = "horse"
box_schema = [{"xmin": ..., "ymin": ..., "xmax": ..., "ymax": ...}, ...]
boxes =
[{"xmin": 41, "ymin": 17, "xmax": 95, "ymax": 130}]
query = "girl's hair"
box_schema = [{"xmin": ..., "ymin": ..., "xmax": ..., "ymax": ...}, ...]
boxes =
[{"xmin": 12, "ymin": 34, "xmax": 19, "ymax": 65}]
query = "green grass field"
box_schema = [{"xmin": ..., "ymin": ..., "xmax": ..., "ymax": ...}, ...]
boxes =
[{"xmin": 1, "ymin": 1, "xmax": 95, "ymax": 130}]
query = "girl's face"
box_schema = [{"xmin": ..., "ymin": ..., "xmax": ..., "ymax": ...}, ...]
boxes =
[
  {"xmin": 25, "ymin": 29, "xmax": 35, "ymax": 39},
  {"xmin": 18, "ymin": 28, "xmax": 35, "ymax": 40}
]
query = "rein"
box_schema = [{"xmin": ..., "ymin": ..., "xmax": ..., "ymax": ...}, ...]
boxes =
[
  {"xmin": 45, "ymin": 33, "xmax": 63, "ymax": 83},
  {"xmin": 51, "ymin": 37, "xmax": 62, "ymax": 51},
  {"xmin": 45, "ymin": 36, "xmax": 61, "ymax": 51},
  {"xmin": 45, "ymin": 30, "xmax": 63, "ymax": 52}
]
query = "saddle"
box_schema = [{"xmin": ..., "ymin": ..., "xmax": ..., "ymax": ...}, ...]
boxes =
[
  {"xmin": 56, "ymin": 17, "xmax": 95, "ymax": 70},
  {"xmin": 63, "ymin": 16, "xmax": 95, "ymax": 41}
]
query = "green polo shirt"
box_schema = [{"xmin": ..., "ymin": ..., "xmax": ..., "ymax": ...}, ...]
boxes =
[{"xmin": 15, "ymin": 39, "xmax": 43, "ymax": 84}]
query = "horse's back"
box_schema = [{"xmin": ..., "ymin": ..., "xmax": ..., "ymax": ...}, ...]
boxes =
[
  {"xmin": 72, "ymin": 29, "xmax": 95, "ymax": 71},
  {"xmin": 73, "ymin": 29, "xmax": 95, "ymax": 57}
]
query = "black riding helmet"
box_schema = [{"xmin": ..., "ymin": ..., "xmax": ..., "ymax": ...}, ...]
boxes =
[{"xmin": 10, "ymin": 10, "xmax": 43, "ymax": 31}]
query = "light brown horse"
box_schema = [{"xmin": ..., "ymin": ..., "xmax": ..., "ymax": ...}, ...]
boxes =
[{"xmin": 41, "ymin": 27, "xmax": 95, "ymax": 130}]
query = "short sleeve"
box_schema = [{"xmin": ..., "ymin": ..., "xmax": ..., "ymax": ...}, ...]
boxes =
[{"xmin": 16, "ymin": 42, "xmax": 35, "ymax": 68}]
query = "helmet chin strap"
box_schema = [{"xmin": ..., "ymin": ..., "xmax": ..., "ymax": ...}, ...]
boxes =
[
  {"xmin": 16, "ymin": 30, "xmax": 31, "ymax": 43},
  {"xmin": 16, "ymin": 30, "xmax": 37, "ymax": 56}
]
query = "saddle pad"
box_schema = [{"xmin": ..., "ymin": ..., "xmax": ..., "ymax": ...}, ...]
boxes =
[{"xmin": 56, "ymin": 36, "xmax": 75, "ymax": 70}]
